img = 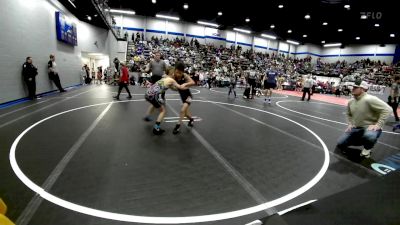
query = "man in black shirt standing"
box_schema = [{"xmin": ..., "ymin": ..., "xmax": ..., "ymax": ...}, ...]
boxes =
[
  {"xmin": 48, "ymin": 54, "xmax": 66, "ymax": 92},
  {"xmin": 22, "ymin": 56, "xmax": 38, "ymax": 99}
]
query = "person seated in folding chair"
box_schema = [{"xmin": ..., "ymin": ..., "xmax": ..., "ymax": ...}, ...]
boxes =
[{"xmin": 336, "ymin": 79, "xmax": 392, "ymax": 158}]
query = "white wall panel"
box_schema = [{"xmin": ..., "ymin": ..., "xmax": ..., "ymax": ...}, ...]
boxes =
[
  {"xmin": 186, "ymin": 24, "xmax": 204, "ymax": 36},
  {"xmin": 226, "ymin": 31, "xmax": 236, "ymax": 42},
  {"xmin": 121, "ymin": 15, "xmax": 145, "ymax": 29},
  {"xmin": 0, "ymin": 0, "xmax": 111, "ymax": 103},
  {"xmin": 269, "ymin": 40, "xmax": 279, "ymax": 51},
  {"xmin": 167, "ymin": 21, "xmax": 184, "ymax": 33},
  {"xmin": 376, "ymin": 44, "xmax": 396, "ymax": 54},
  {"xmin": 146, "ymin": 18, "xmax": 166, "ymax": 32}
]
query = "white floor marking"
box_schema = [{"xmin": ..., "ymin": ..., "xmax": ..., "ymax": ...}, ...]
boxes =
[
  {"xmin": 210, "ymin": 88, "xmax": 289, "ymax": 99},
  {"xmin": 277, "ymin": 199, "xmax": 318, "ymax": 215},
  {"xmin": 16, "ymin": 103, "xmax": 113, "ymax": 225},
  {"xmin": 10, "ymin": 99, "xmax": 329, "ymax": 224},
  {"xmin": 111, "ymin": 88, "xmax": 201, "ymax": 96},
  {"xmin": 276, "ymin": 100, "xmax": 399, "ymax": 135},
  {"xmin": 167, "ymin": 103, "xmax": 275, "ymax": 216},
  {"xmin": 164, "ymin": 119, "xmax": 202, "ymax": 123},
  {"xmin": 0, "ymin": 99, "xmax": 51, "ymax": 118},
  {"xmin": 0, "ymin": 89, "xmax": 93, "ymax": 129}
]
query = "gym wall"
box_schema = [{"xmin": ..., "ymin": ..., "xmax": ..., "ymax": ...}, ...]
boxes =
[{"xmin": 0, "ymin": 0, "xmax": 116, "ymax": 104}]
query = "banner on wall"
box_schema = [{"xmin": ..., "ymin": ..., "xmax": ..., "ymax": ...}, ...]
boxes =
[
  {"xmin": 55, "ymin": 12, "xmax": 78, "ymax": 46},
  {"xmin": 205, "ymin": 27, "xmax": 221, "ymax": 37}
]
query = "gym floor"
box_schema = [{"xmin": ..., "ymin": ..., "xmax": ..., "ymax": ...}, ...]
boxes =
[{"xmin": 1, "ymin": 85, "xmax": 399, "ymax": 225}]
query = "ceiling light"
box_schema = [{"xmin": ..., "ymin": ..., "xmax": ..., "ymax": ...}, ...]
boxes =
[
  {"xmin": 270, "ymin": 24, "xmax": 275, "ymax": 29},
  {"xmin": 361, "ymin": 15, "xmax": 367, "ymax": 19},
  {"xmin": 303, "ymin": 34, "xmax": 307, "ymax": 38},
  {"xmin": 321, "ymin": 40, "xmax": 325, "ymax": 44},
  {"xmin": 218, "ymin": 11, "xmax": 222, "ymax": 16},
  {"xmin": 324, "ymin": 43, "xmax": 342, "ymax": 47},
  {"xmin": 245, "ymin": 18, "xmax": 250, "ymax": 22},
  {"xmin": 68, "ymin": 0, "xmax": 76, "ymax": 8},
  {"xmin": 305, "ymin": 14, "xmax": 311, "ymax": 19},
  {"xmin": 344, "ymin": 4, "xmax": 350, "ymax": 9},
  {"xmin": 152, "ymin": 0, "xmax": 156, "ymax": 3},
  {"xmin": 87, "ymin": 16, "xmax": 92, "ymax": 21},
  {"xmin": 261, "ymin": 34, "xmax": 277, "ymax": 39},
  {"xmin": 355, "ymin": 37, "xmax": 360, "ymax": 40},
  {"xmin": 390, "ymin": 34, "xmax": 395, "ymax": 37},
  {"xmin": 278, "ymin": 5, "xmax": 284, "ymax": 8},
  {"xmin": 338, "ymin": 29, "xmax": 343, "ymax": 32},
  {"xmin": 287, "ymin": 29, "xmax": 292, "ymax": 33},
  {"xmin": 109, "ymin": 9, "xmax": 136, "ymax": 15},
  {"xmin": 374, "ymin": 23, "xmax": 380, "ymax": 27},
  {"xmin": 287, "ymin": 40, "xmax": 299, "ymax": 45},
  {"xmin": 322, "ymin": 22, "xmax": 328, "ymax": 26},
  {"xmin": 183, "ymin": 3, "xmax": 189, "ymax": 9},
  {"xmin": 94, "ymin": 14, "xmax": 98, "ymax": 17},
  {"xmin": 234, "ymin": 28, "xmax": 251, "ymax": 34},
  {"xmin": 156, "ymin": 14, "xmax": 180, "ymax": 20},
  {"xmin": 197, "ymin": 21, "xmax": 219, "ymax": 28}
]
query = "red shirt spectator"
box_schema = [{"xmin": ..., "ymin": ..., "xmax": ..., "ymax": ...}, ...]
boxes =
[{"xmin": 120, "ymin": 65, "xmax": 129, "ymax": 83}]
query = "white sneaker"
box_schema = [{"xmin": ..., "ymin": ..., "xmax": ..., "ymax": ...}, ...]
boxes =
[{"xmin": 360, "ymin": 149, "xmax": 371, "ymax": 158}]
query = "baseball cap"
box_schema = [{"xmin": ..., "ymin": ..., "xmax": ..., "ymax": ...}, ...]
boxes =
[{"xmin": 352, "ymin": 79, "xmax": 369, "ymax": 90}]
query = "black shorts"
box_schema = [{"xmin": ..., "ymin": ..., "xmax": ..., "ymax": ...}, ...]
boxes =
[
  {"xmin": 179, "ymin": 90, "xmax": 192, "ymax": 105},
  {"xmin": 248, "ymin": 78, "xmax": 256, "ymax": 87},
  {"xmin": 264, "ymin": 81, "xmax": 276, "ymax": 89},
  {"xmin": 145, "ymin": 94, "xmax": 164, "ymax": 108}
]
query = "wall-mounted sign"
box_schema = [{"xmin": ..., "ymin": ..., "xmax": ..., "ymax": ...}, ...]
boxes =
[
  {"xmin": 205, "ymin": 27, "xmax": 221, "ymax": 37},
  {"xmin": 55, "ymin": 12, "xmax": 77, "ymax": 46}
]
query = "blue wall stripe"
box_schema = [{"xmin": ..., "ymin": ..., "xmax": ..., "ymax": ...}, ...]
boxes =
[
  {"xmin": 292, "ymin": 52, "xmax": 394, "ymax": 57},
  {"xmin": 292, "ymin": 52, "xmax": 321, "ymax": 57},
  {"xmin": 237, "ymin": 42, "xmax": 252, "ymax": 47},
  {"xmin": 146, "ymin": 29, "xmax": 166, "ymax": 34},
  {"xmin": 254, "ymin": 45, "xmax": 268, "ymax": 50},
  {"xmin": 168, "ymin": 32, "xmax": 185, "ymax": 36},
  {"xmin": 340, "ymin": 53, "xmax": 375, "ymax": 57},
  {"xmin": 0, "ymin": 98, "xmax": 31, "ymax": 109},
  {"xmin": 123, "ymin": 27, "xmax": 144, "ymax": 31},
  {"xmin": 226, "ymin": 40, "xmax": 235, "ymax": 44},
  {"xmin": 279, "ymin": 50, "xmax": 289, "ymax": 53},
  {"xmin": 186, "ymin": 34, "xmax": 205, "ymax": 39},
  {"xmin": 309, "ymin": 53, "xmax": 322, "ymax": 57},
  {"xmin": 320, "ymin": 54, "xmax": 340, "ymax": 57},
  {"xmin": 205, "ymin": 36, "xmax": 226, "ymax": 41},
  {"xmin": 269, "ymin": 48, "xmax": 278, "ymax": 51},
  {"xmin": 376, "ymin": 53, "xmax": 395, "ymax": 56},
  {"xmin": 293, "ymin": 52, "xmax": 309, "ymax": 55}
]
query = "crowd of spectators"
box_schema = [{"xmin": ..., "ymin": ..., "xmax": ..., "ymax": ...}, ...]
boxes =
[{"xmin": 98, "ymin": 34, "xmax": 400, "ymax": 97}]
